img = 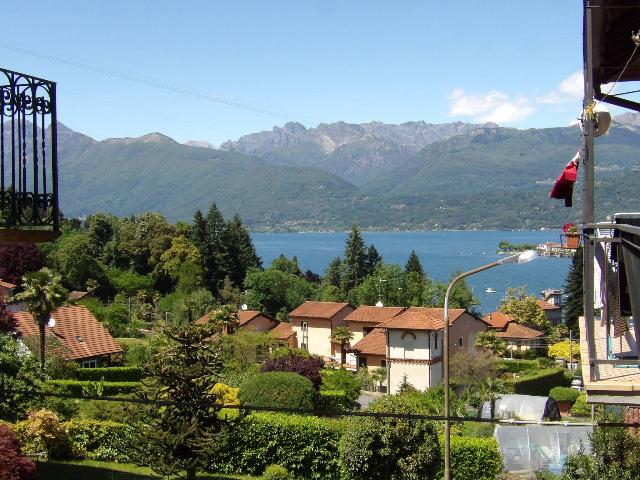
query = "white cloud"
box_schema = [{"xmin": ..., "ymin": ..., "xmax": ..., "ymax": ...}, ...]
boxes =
[
  {"xmin": 448, "ymin": 89, "xmax": 533, "ymax": 123},
  {"xmin": 448, "ymin": 71, "xmax": 585, "ymax": 125}
]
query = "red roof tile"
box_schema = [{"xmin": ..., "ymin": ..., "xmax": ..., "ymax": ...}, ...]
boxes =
[
  {"xmin": 0, "ymin": 280, "xmax": 16, "ymax": 289},
  {"xmin": 496, "ymin": 322, "xmax": 544, "ymax": 340},
  {"xmin": 351, "ymin": 328, "xmax": 386, "ymax": 356},
  {"xmin": 288, "ymin": 301, "xmax": 352, "ymax": 319},
  {"xmin": 195, "ymin": 309, "xmax": 273, "ymax": 327},
  {"xmin": 345, "ymin": 305, "xmax": 406, "ymax": 324},
  {"xmin": 482, "ymin": 311, "xmax": 515, "ymax": 329},
  {"xmin": 537, "ymin": 299, "xmax": 561, "ymax": 311},
  {"xmin": 13, "ymin": 306, "xmax": 123, "ymax": 361},
  {"xmin": 270, "ymin": 322, "xmax": 295, "ymax": 339},
  {"xmin": 378, "ymin": 307, "xmax": 466, "ymax": 331}
]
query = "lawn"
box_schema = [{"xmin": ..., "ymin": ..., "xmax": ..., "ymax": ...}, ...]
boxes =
[{"xmin": 34, "ymin": 460, "xmax": 261, "ymax": 480}]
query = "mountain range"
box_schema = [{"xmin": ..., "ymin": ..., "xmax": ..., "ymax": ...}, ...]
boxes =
[{"xmin": 49, "ymin": 115, "xmax": 640, "ymax": 231}]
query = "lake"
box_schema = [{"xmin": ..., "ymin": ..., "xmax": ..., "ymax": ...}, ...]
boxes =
[{"xmin": 252, "ymin": 230, "xmax": 572, "ymax": 314}]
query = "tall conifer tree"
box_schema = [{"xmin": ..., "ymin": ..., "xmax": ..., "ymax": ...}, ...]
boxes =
[
  {"xmin": 219, "ymin": 214, "xmax": 261, "ymax": 288},
  {"xmin": 343, "ymin": 225, "xmax": 367, "ymax": 293},
  {"xmin": 564, "ymin": 246, "xmax": 583, "ymax": 334},
  {"xmin": 364, "ymin": 244, "xmax": 382, "ymax": 276},
  {"xmin": 405, "ymin": 250, "xmax": 424, "ymax": 277}
]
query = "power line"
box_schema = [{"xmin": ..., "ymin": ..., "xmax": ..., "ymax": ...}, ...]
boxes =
[{"xmin": 0, "ymin": 41, "xmax": 307, "ymax": 123}]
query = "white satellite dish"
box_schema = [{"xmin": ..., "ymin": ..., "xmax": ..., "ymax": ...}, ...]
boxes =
[
  {"xmin": 47, "ymin": 317, "xmax": 56, "ymax": 328},
  {"xmin": 375, "ymin": 300, "xmax": 384, "ymax": 308},
  {"xmin": 240, "ymin": 303, "xmax": 248, "ymax": 311},
  {"xmin": 594, "ymin": 103, "xmax": 611, "ymax": 137}
]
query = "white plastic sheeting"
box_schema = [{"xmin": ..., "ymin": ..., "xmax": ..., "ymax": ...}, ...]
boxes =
[
  {"xmin": 495, "ymin": 424, "xmax": 592, "ymax": 478},
  {"xmin": 481, "ymin": 394, "xmax": 559, "ymax": 421}
]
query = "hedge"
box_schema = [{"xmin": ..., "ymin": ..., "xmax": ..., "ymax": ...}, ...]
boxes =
[
  {"xmin": 500, "ymin": 359, "xmax": 539, "ymax": 374},
  {"xmin": 505, "ymin": 368, "xmax": 570, "ymax": 396},
  {"xmin": 239, "ymin": 372, "xmax": 316, "ymax": 410},
  {"xmin": 209, "ymin": 413, "xmax": 347, "ymax": 480},
  {"xmin": 549, "ymin": 386, "xmax": 580, "ymax": 403},
  {"xmin": 447, "ymin": 436, "xmax": 503, "ymax": 480},
  {"xmin": 64, "ymin": 419, "xmax": 135, "ymax": 462},
  {"xmin": 46, "ymin": 380, "xmax": 140, "ymax": 396},
  {"xmin": 317, "ymin": 390, "xmax": 350, "ymax": 412},
  {"xmin": 76, "ymin": 367, "xmax": 142, "ymax": 382}
]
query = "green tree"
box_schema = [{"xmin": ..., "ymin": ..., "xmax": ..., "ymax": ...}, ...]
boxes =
[
  {"xmin": 325, "ymin": 257, "xmax": 343, "ymax": 288},
  {"xmin": 364, "ymin": 244, "xmax": 382, "ymax": 276},
  {"xmin": 371, "ymin": 367, "xmax": 387, "ymax": 391},
  {"xmin": 330, "ymin": 326, "xmax": 354, "ymax": 365},
  {"xmin": 499, "ymin": 287, "xmax": 550, "ymax": 332},
  {"xmin": 244, "ymin": 268, "xmax": 316, "ymax": 317},
  {"xmin": 474, "ymin": 331, "xmax": 507, "ymax": 356},
  {"xmin": 12, "ymin": 268, "xmax": 67, "ymax": 371},
  {"xmin": 405, "ymin": 250, "xmax": 424, "ymax": 277},
  {"xmin": 191, "ymin": 204, "xmax": 226, "ymax": 295},
  {"xmin": 343, "ymin": 225, "xmax": 367, "ymax": 293},
  {"xmin": 271, "ymin": 254, "xmax": 302, "ymax": 276},
  {"xmin": 86, "ymin": 212, "xmax": 117, "ymax": 257},
  {"xmin": 0, "ymin": 334, "xmax": 41, "ymax": 421},
  {"xmin": 129, "ymin": 322, "xmax": 233, "ymax": 480},
  {"xmin": 219, "ymin": 214, "xmax": 262, "ymax": 288},
  {"xmin": 564, "ymin": 246, "xmax": 583, "ymax": 334},
  {"xmin": 208, "ymin": 304, "xmax": 240, "ymax": 334},
  {"xmin": 159, "ymin": 236, "xmax": 202, "ymax": 280},
  {"xmin": 426, "ymin": 273, "xmax": 478, "ymax": 312}
]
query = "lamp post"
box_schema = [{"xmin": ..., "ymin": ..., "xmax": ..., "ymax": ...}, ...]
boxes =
[{"xmin": 442, "ymin": 249, "xmax": 537, "ymax": 480}]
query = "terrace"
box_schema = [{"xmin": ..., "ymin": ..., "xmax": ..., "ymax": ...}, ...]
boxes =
[{"xmin": 579, "ymin": 0, "xmax": 640, "ymax": 404}]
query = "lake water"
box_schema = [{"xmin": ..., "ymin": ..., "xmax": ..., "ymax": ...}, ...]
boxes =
[{"xmin": 252, "ymin": 230, "xmax": 571, "ymax": 314}]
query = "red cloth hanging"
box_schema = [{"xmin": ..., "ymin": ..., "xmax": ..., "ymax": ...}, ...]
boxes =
[{"xmin": 549, "ymin": 152, "xmax": 580, "ymax": 207}]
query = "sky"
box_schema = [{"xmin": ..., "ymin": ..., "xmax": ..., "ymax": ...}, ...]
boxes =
[{"xmin": 1, "ymin": 0, "xmax": 622, "ymax": 145}]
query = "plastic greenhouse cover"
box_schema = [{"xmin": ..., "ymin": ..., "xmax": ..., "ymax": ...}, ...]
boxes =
[
  {"xmin": 495, "ymin": 424, "xmax": 592, "ymax": 477},
  {"xmin": 481, "ymin": 394, "xmax": 557, "ymax": 421}
]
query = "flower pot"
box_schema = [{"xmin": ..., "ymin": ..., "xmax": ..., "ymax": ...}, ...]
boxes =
[
  {"xmin": 564, "ymin": 233, "xmax": 580, "ymax": 249},
  {"xmin": 557, "ymin": 401, "xmax": 572, "ymax": 417}
]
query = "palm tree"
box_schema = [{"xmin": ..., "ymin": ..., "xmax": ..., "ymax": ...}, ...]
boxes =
[
  {"xmin": 330, "ymin": 326, "xmax": 353, "ymax": 366},
  {"xmin": 481, "ymin": 377, "xmax": 507, "ymax": 419},
  {"xmin": 371, "ymin": 367, "xmax": 387, "ymax": 392},
  {"xmin": 12, "ymin": 268, "xmax": 67, "ymax": 372},
  {"xmin": 211, "ymin": 304, "xmax": 239, "ymax": 334}
]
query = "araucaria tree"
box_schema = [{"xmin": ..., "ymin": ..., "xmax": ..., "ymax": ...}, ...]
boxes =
[
  {"xmin": 564, "ymin": 246, "xmax": 583, "ymax": 334},
  {"xmin": 131, "ymin": 322, "xmax": 234, "ymax": 480},
  {"xmin": 12, "ymin": 268, "xmax": 67, "ymax": 371}
]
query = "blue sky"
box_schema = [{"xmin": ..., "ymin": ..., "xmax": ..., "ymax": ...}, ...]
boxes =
[{"xmin": 3, "ymin": 1, "xmax": 599, "ymax": 145}]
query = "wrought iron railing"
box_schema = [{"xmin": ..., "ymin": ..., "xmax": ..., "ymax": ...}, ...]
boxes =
[{"xmin": 0, "ymin": 67, "xmax": 59, "ymax": 241}]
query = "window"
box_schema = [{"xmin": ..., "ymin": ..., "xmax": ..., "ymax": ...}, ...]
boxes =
[
  {"xmin": 434, "ymin": 332, "xmax": 438, "ymax": 349},
  {"xmin": 458, "ymin": 337, "xmax": 463, "ymax": 347},
  {"xmin": 82, "ymin": 360, "xmax": 97, "ymax": 368},
  {"xmin": 358, "ymin": 357, "xmax": 368, "ymax": 369},
  {"xmin": 363, "ymin": 327, "xmax": 374, "ymax": 335},
  {"xmin": 381, "ymin": 359, "xmax": 387, "ymax": 368},
  {"xmin": 301, "ymin": 321, "xmax": 309, "ymax": 351}
]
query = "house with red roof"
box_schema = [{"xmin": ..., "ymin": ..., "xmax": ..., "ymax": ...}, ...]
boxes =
[
  {"xmin": 196, "ymin": 308, "xmax": 277, "ymax": 333},
  {"xmin": 12, "ymin": 305, "xmax": 123, "ymax": 368},
  {"xmin": 288, "ymin": 301, "xmax": 354, "ymax": 359},
  {"xmin": 269, "ymin": 322, "xmax": 297, "ymax": 349},
  {"xmin": 344, "ymin": 305, "xmax": 405, "ymax": 369},
  {"xmin": 374, "ymin": 307, "xmax": 487, "ymax": 393},
  {"xmin": 483, "ymin": 310, "xmax": 545, "ymax": 352},
  {"xmin": 537, "ymin": 299, "xmax": 562, "ymax": 327},
  {"xmin": 0, "ymin": 279, "xmax": 16, "ymax": 302}
]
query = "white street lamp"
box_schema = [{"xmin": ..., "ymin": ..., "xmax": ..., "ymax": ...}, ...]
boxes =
[{"xmin": 442, "ymin": 250, "xmax": 537, "ymax": 480}]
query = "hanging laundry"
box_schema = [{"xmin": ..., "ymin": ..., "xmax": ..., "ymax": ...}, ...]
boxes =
[{"xmin": 549, "ymin": 151, "xmax": 581, "ymax": 207}]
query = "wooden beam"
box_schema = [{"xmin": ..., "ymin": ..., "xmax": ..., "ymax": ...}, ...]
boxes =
[{"xmin": 0, "ymin": 229, "xmax": 61, "ymax": 243}]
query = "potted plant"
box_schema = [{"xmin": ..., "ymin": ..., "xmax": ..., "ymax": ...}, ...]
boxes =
[
  {"xmin": 562, "ymin": 223, "xmax": 581, "ymax": 249},
  {"xmin": 550, "ymin": 386, "xmax": 580, "ymax": 417}
]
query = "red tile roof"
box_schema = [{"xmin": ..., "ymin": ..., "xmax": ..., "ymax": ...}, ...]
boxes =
[
  {"xmin": 496, "ymin": 322, "xmax": 544, "ymax": 340},
  {"xmin": 0, "ymin": 280, "xmax": 16, "ymax": 289},
  {"xmin": 482, "ymin": 311, "xmax": 515, "ymax": 329},
  {"xmin": 288, "ymin": 301, "xmax": 352, "ymax": 319},
  {"xmin": 351, "ymin": 328, "xmax": 386, "ymax": 356},
  {"xmin": 377, "ymin": 307, "xmax": 466, "ymax": 331},
  {"xmin": 13, "ymin": 306, "xmax": 123, "ymax": 361},
  {"xmin": 270, "ymin": 322, "xmax": 295, "ymax": 339},
  {"xmin": 195, "ymin": 309, "xmax": 273, "ymax": 327},
  {"xmin": 344, "ymin": 305, "xmax": 406, "ymax": 324},
  {"xmin": 537, "ymin": 299, "xmax": 561, "ymax": 311}
]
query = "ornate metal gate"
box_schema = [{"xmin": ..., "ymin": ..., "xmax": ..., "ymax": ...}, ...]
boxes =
[{"xmin": 0, "ymin": 67, "xmax": 59, "ymax": 242}]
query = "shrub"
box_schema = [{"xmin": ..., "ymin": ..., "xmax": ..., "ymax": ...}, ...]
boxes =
[
  {"xmin": 549, "ymin": 386, "xmax": 580, "ymax": 404},
  {"xmin": 320, "ymin": 367, "xmax": 360, "ymax": 405},
  {"xmin": 64, "ymin": 418, "xmax": 135, "ymax": 463},
  {"xmin": 45, "ymin": 379, "xmax": 140, "ymax": 396},
  {"xmin": 261, "ymin": 352, "xmax": 324, "ymax": 388},
  {"xmin": 500, "ymin": 359, "xmax": 539, "ymax": 374},
  {"xmin": 548, "ymin": 340, "xmax": 580, "ymax": 362},
  {"xmin": 77, "ymin": 398, "xmax": 130, "ymax": 422},
  {"xmin": 20, "ymin": 409, "xmax": 72, "ymax": 459},
  {"xmin": 239, "ymin": 372, "xmax": 315, "ymax": 410},
  {"xmin": 448, "ymin": 436, "xmax": 503, "ymax": 480},
  {"xmin": 356, "ymin": 368, "xmax": 375, "ymax": 391},
  {"xmin": 339, "ymin": 416, "xmax": 441, "ymax": 480},
  {"xmin": 570, "ymin": 393, "xmax": 591, "ymax": 416},
  {"xmin": 209, "ymin": 413, "xmax": 346, "ymax": 479},
  {"xmin": 76, "ymin": 366, "xmax": 142, "ymax": 382},
  {"xmin": 317, "ymin": 390, "xmax": 350, "ymax": 412},
  {"xmin": 505, "ymin": 368, "xmax": 570, "ymax": 396},
  {"xmin": 263, "ymin": 464, "xmax": 292, "ymax": 480},
  {"xmin": 0, "ymin": 424, "xmax": 37, "ymax": 480}
]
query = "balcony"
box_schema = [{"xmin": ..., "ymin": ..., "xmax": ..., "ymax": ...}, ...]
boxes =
[{"xmin": 0, "ymin": 67, "xmax": 60, "ymax": 243}]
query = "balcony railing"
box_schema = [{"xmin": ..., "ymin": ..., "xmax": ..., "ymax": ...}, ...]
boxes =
[
  {"xmin": 580, "ymin": 217, "xmax": 640, "ymax": 403},
  {"xmin": 0, "ymin": 67, "xmax": 59, "ymax": 242}
]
